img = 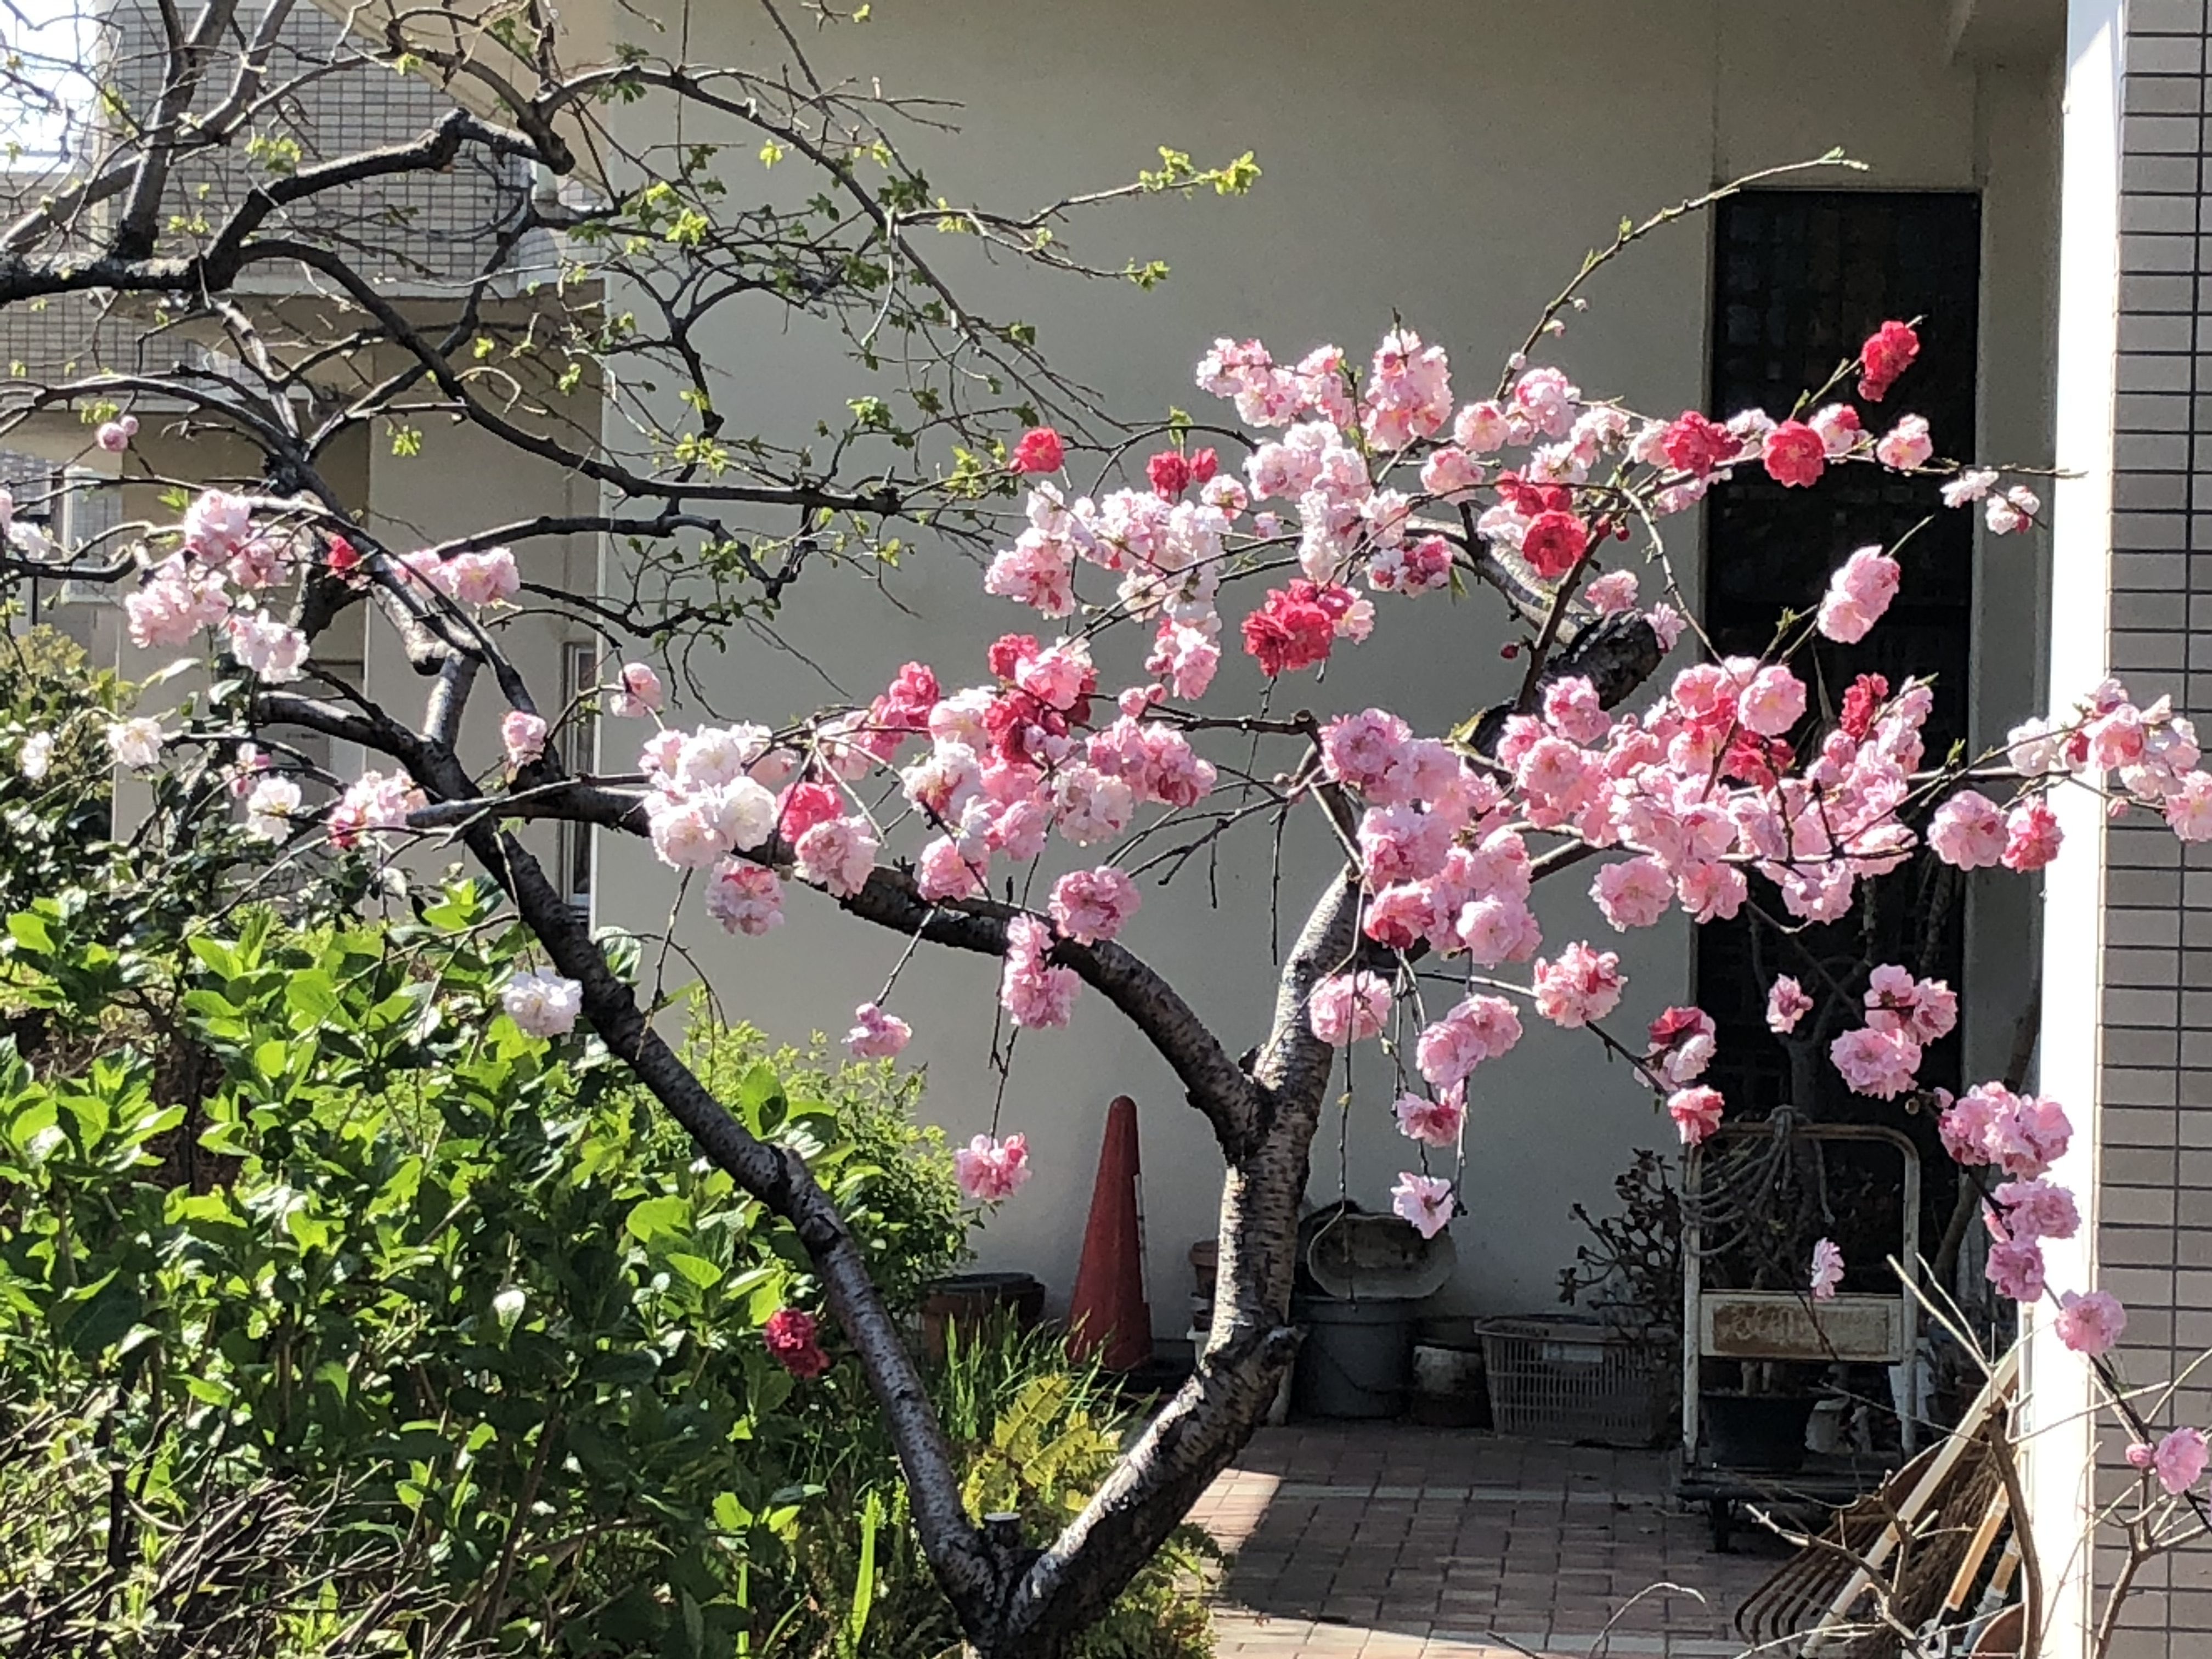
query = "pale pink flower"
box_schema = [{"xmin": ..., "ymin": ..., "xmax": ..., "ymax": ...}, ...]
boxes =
[
  {"xmin": 1987, "ymin": 1094, "xmax": 2072, "ymax": 1178},
  {"xmin": 1049, "ymin": 866, "xmax": 1140, "ymax": 945},
  {"xmin": 1995, "ymin": 1177, "xmax": 2080, "ymax": 1243},
  {"xmin": 608, "ymin": 662, "xmax": 664, "ymax": 717},
  {"xmin": 223, "ymin": 610, "xmax": 308, "ymax": 682},
  {"xmin": 326, "ymin": 769, "xmax": 425, "ymax": 848},
  {"xmin": 2151, "ymin": 1427, "xmax": 2208, "ymax": 1496},
  {"xmin": 1532, "ymin": 942, "xmax": 1624, "ymax": 1028},
  {"xmin": 94, "ymin": 414, "xmax": 138, "ymax": 453},
  {"xmin": 1874, "ymin": 414, "xmax": 1933, "ymax": 471},
  {"xmin": 1308, "ymin": 970, "xmax": 1393, "ymax": 1046},
  {"xmin": 1321, "ymin": 707, "xmax": 1414, "ymax": 795},
  {"xmin": 955, "ymin": 1133, "xmax": 1032, "ymax": 1203},
  {"xmin": 706, "ymin": 861, "xmax": 783, "ymax": 936},
  {"xmin": 1808, "ymin": 403, "xmax": 1863, "ymax": 456},
  {"xmin": 182, "ymin": 490, "xmax": 254, "ymax": 560},
  {"xmin": 2053, "ymin": 1290, "xmax": 2127, "ymax": 1358},
  {"xmin": 1816, "ymin": 546, "xmax": 1901, "ymax": 645},
  {"xmin": 1645, "ymin": 1006, "xmax": 1717, "ymax": 1088},
  {"xmin": 1810, "ymin": 1238, "xmax": 1844, "ymax": 1301},
  {"xmin": 1646, "ymin": 603, "xmax": 1687, "ymax": 652},
  {"xmin": 106, "ymin": 717, "xmax": 167, "ymax": 771},
  {"xmin": 1767, "ymin": 977, "xmax": 1815, "ymax": 1034},
  {"xmin": 844, "ymin": 1002, "xmax": 913, "ymax": 1060},
  {"xmin": 1051, "ymin": 764, "xmax": 1134, "ymax": 846},
  {"xmin": 1590, "ymin": 856, "xmax": 1672, "ymax": 931},
  {"xmin": 2164, "ymin": 772, "xmax": 2212, "ymax": 842},
  {"xmin": 1415, "ymin": 995, "xmax": 1523, "ymax": 1087},
  {"xmin": 1939, "ymin": 1086, "xmax": 2002, "ymax": 1166},
  {"xmin": 1942, "ymin": 468, "xmax": 1998, "ymax": 507},
  {"xmin": 1394, "ymin": 1087, "xmax": 1465, "ymax": 1147},
  {"xmin": 502, "ymin": 970, "xmax": 582, "ymax": 1038},
  {"xmin": 441, "ymin": 547, "xmax": 520, "ymax": 607},
  {"xmin": 1830, "ymin": 1024, "xmax": 1923, "ymax": 1099},
  {"xmin": 1985, "ymin": 485, "xmax": 2039, "ymax": 535},
  {"xmin": 917, "ymin": 834, "xmax": 987, "ymax": 901},
  {"xmin": 793, "ymin": 814, "xmax": 880, "ymax": 898},
  {"xmin": 2002, "ymin": 797, "xmax": 2063, "ymax": 871},
  {"xmin": 1928, "ymin": 789, "xmax": 2007, "ymax": 870},
  {"xmin": 1984, "ymin": 1237, "xmax": 2046, "ymax": 1301},
  {"xmin": 1001, "ymin": 915, "xmax": 1079, "ymax": 1028},
  {"xmin": 1667, "ymin": 1086, "xmax": 1725, "ymax": 1147},
  {"xmin": 1583, "ymin": 569, "xmax": 1640, "ymax": 613},
  {"xmin": 502, "ymin": 710, "xmax": 549, "ymax": 767},
  {"xmin": 1737, "ymin": 665, "xmax": 1807, "ymax": 737},
  {"xmin": 1391, "ymin": 1172, "xmax": 1456, "ymax": 1239}
]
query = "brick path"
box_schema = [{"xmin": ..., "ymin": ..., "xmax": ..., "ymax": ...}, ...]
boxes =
[{"xmin": 1188, "ymin": 1425, "xmax": 1784, "ymax": 1658}]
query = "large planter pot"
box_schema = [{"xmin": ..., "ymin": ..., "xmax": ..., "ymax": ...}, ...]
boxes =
[
  {"xmin": 920, "ymin": 1272, "xmax": 1045, "ymax": 1362},
  {"xmin": 1701, "ymin": 1391, "xmax": 1817, "ymax": 1473}
]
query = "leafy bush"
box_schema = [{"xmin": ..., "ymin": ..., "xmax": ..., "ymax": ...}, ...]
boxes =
[{"xmin": 0, "ymin": 881, "xmax": 1212, "ymax": 1657}]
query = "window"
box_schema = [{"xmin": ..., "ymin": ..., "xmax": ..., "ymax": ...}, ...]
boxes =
[
  {"xmin": 1696, "ymin": 191, "xmax": 1982, "ymax": 1116},
  {"xmin": 556, "ymin": 640, "xmax": 597, "ymax": 918}
]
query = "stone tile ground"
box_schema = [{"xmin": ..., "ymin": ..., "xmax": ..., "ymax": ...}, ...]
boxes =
[{"xmin": 1189, "ymin": 1426, "xmax": 1786, "ymax": 1658}]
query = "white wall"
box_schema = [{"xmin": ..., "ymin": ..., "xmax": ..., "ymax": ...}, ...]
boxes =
[{"xmin": 580, "ymin": 0, "xmax": 2061, "ymax": 1334}]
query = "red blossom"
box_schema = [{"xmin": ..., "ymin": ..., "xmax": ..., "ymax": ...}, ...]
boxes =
[
  {"xmin": 1858, "ymin": 321, "xmax": 1921, "ymax": 403},
  {"xmin": 1241, "ymin": 583, "xmax": 1338, "ymax": 677},
  {"xmin": 1496, "ymin": 471, "xmax": 1573, "ymax": 518},
  {"xmin": 1660, "ymin": 411, "xmax": 1737, "ymax": 477},
  {"xmin": 987, "ymin": 633, "xmax": 1040, "ymax": 681},
  {"xmin": 1520, "ymin": 510, "xmax": 1590, "ymax": 580},
  {"xmin": 764, "ymin": 1308, "xmax": 832, "ymax": 1378},
  {"xmin": 1719, "ymin": 728, "xmax": 1792, "ymax": 787},
  {"xmin": 1839, "ymin": 672, "xmax": 1890, "ymax": 741},
  {"xmin": 1010, "ymin": 427, "xmax": 1065, "ymax": 474},
  {"xmin": 1189, "ymin": 447, "xmax": 1219, "ymax": 485},
  {"xmin": 1147, "ymin": 450, "xmax": 1193, "ymax": 498},
  {"xmin": 325, "ymin": 534, "xmax": 364, "ymax": 580},
  {"xmin": 1762, "ymin": 421, "xmax": 1826, "ymax": 489},
  {"xmin": 778, "ymin": 781, "xmax": 844, "ymax": 840}
]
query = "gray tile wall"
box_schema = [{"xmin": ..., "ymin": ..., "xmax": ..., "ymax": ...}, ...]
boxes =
[{"xmin": 2101, "ymin": 3, "xmax": 2212, "ymax": 1651}]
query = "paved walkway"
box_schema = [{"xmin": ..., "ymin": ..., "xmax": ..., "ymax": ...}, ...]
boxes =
[{"xmin": 1189, "ymin": 1426, "xmax": 1786, "ymax": 1658}]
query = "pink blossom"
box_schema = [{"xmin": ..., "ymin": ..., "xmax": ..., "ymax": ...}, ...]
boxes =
[
  {"xmin": 1985, "ymin": 485, "xmax": 2039, "ymax": 535},
  {"xmin": 1668, "ymin": 1086, "xmax": 1725, "ymax": 1147},
  {"xmin": 1391, "ymin": 1172, "xmax": 1456, "ymax": 1239},
  {"xmin": 985, "ymin": 534, "xmax": 1076, "ymax": 616},
  {"xmin": 1928, "ymin": 790, "xmax": 2007, "ymax": 870},
  {"xmin": 1810, "ymin": 1238, "xmax": 1844, "ymax": 1301},
  {"xmin": 1830, "ymin": 1024, "xmax": 1923, "ymax": 1099},
  {"xmin": 843, "ymin": 1002, "xmax": 913, "ymax": 1060},
  {"xmin": 223, "ymin": 610, "xmax": 308, "ymax": 682},
  {"xmin": 792, "ymin": 814, "xmax": 880, "ymax": 898},
  {"xmin": 1987, "ymin": 1093, "xmax": 2072, "ymax": 1178},
  {"xmin": 1051, "ymin": 764, "xmax": 1135, "ymax": 846},
  {"xmin": 1394, "ymin": 1087, "xmax": 1465, "ymax": 1147},
  {"xmin": 917, "ymin": 834, "xmax": 987, "ymax": 901},
  {"xmin": 1001, "ymin": 915, "xmax": 1079, "ymax": 1029},
  {"xmin": 1321, "ymin": 708, "xmax": 1414, "ymax": 795},
  {"xmin": 502, "ymin": 710, "xmax": 549, "ymax": 766},
  {"xmin": 94, "ymin": 414, "xmax": 138, "ymax": 453},
  {"xmin": 2002, "ymin": 797, "xmax": 2063, "ymax": 871},
  {"xmin": 1874, "ymin": 415, "xmax": 1933, "ymax": 471},
  {"xmin": 1590, "ymin": 856, "xmax": 1672, "ymax": 931},
  {"xmin": 706, "ymin": 861, "xmax": 783, "ymax": 936},
  {"xmin": 2164, "ymin": 772, "xmax": 2212, "ymax": 841},
  {"xmin": 1816, "ymin": 546, "xmax": 1902, "ymax": 644},
  {"xmin": 1359, "ymin": 805, "xmax": 1452, "ymax": 887},
  {"xmin": 1647, "ymin": 603, "xmax": 1687, "ymax": 651},
  {"xmin": 326, "ymin": 769, "xmax": 425, "ymax": 848},
  {"xmin": 1646, "ymin": 1006, "xmax": 1717, "ymax": 1088},
  {"xmin": 1368, "ymin": 533, "xmax": 1454, "ymax": 595},
  {"xmin": 1939, "ymin": 1086, "xmax": 2001, "ymax": 1166},
  {"xmin": 1532, "ymin": 942, "xmax": 1624, "ymax": 1028},
  {"xmin": 1943, "ymin": 469, "xmax": 1999, "ymax": 507},
  {"xmin": 1984, "ymin": 1237, "xmax": 2046, "ymax": 1301},
  {"xmin": 182, "ymin": 489, "xmax": 254, "ymax": 560},
  {"xmin": 502, "ymin": 970, "xmax": 582, "ymax": 1038},
  {"xmin": 609, "ymin": 662, "xmax": 664, "ymax": 717},
  {"xmin": 1737, "ymin": 665, "xmax": 1807, "ymax": 737},
  {"xmin": 439, "ymin": 547, "xmax": 520, "ymax": 607},
  {"xmin": 1415, "ymin": 995, "xmax": 1524, "ymax": 1087},
  {"xmin": 2151, "ymin": 1428, "xmax": 2208, "ymax": 1496},
  {"xmin": 1583, "ymin": 569, "xmax": 1640, "ymax": 613},
  {"xmin": 1542, "ymin": 676, "xmax": 1611, "ymax": 745},
  {"xmin": 1808, "ymin": 403, "xmax": 1863, "ymax": 456},
  {"xmin": 1454, "ymin": 400, "xmax": 1511, "ymax": 453},
  {"xmin": 1995, "ymin": 1177, "xmax": 2080, "ymax": 1243},
  {"xmin": 1859, "ymin": 321, "xmax": 1921, "ymax": 402},
  {"xmin": 1011, "ymin": 427, "xmax": 1065, "ymax": 474},
  {"xmin": 1767, "ymin": 977, "xmax": 1815, "ymax": 1034},
  {"xmin": 2053, "ymin": 1290, "xmax": 2128, "ymax": 1358},
  {"xmin": 1309, "ymin": 970, "xmax": 1393, "ymax": 1046},
  {"xmin": 1420, "ymin": 447, "xmax": 1483, "ymax": 501},
  {"xmin": 1049, "ymin": 866, "xmax": 1141, "ymax": 944},
  {"xmin": 955, "ymin": 1133, "xmax": 1032, "ymax": 1203}
]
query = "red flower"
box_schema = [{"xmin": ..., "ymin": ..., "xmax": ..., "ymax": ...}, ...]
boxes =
[
  {"xmin": 987, "ymin": 633, "xmax": 1040, "ymax": 681},
  {"xmin": 1010, "ymin": 427, "xmax": 1066, "ymax": 475},
  {"xmin": 1762, "ymin": 421, "xmax": 1826, "ymax": 489},
  {"xmin": 778, "ymin": 781, "xmax": 843, "ymax": 840},
  {"xmin": 1857, "ymin": 321, "xmax": 1920, "ymax": 403},
  {"xmin": 1496, "ymin": 471, "xmax": 1573, "ymax": 519},
  {"xmin": 1147, "ymin": 450, "xmax": 1193, "ymax": 499},
  {"xmin": 764, "ymin": 1308, "xmax": 832, "ymax": 1379},
  {"xmin": 1719, "ymin": 729, "xmax": 1792, "ymax": 787},
  {"xmin": 1241, "ymin": 584, "xmax": 1338, "ymax": 677},
  {"xmin": 1520, "ymin": 510, "xmax": 1590, "ymax": 580},
  {"xmin": 1839, "ymin": 672, "xmax": 1889, "ymax": 742},
  {"xmin": 325, "ymin": 534, "xmax": 364, "ymax": 581},
  {"xmin": 1189, "ymin": 447, "xmax": 1219, "ymax": 485},
  {"xmin": 1660, "ymin": 411, "xmax": 1736, "ymax": 477}
]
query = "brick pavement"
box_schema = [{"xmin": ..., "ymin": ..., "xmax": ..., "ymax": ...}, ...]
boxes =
[{"xmin": 1188, "ymin": 1425, "xmax": 1784, "ymax": 1658}]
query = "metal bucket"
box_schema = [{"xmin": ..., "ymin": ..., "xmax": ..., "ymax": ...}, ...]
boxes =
[{"xmin": 1291, "ymin": 1295, "xmax": 1415, "ymax": 1420}]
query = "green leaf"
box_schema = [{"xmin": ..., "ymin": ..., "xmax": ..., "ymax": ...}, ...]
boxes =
[
  {"xmin": 667, "ymin": 1252, "xmax": 723, "ymax": 1289},
  {"xmin": 625, "ymin": 1194, "xmax": 691, "ymax": 1244},
  {"xmin": 253, "ymin": 1038, "xmax": 290, "ymax": 1081}
]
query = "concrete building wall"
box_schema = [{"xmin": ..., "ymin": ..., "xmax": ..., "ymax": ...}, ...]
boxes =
[{"xmin": 576, "ymin": 1, "xmax": 2062, "ymax": 1334}]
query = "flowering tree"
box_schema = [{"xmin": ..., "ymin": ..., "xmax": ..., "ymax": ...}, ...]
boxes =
[{"xmin": 3, "ymin": 7, "xmax": 2209, "ymax": 1655}]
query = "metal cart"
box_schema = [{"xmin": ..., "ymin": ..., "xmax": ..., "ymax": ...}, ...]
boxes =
[{"xmin": 1677, "ymin": 1121, "xmax": 1923, "ymax": 1549}]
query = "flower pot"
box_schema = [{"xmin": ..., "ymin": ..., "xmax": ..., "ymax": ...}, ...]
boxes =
[
  {"xmin": 1701, "ymin": 1391, "xmax": 1816, "ymax": 1472},
  {"xmin": 919, "ymin": 1271, "xmax": 1045, "ymax": 1362}
]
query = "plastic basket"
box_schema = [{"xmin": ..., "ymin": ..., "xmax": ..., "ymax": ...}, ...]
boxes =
[{"xmin": 1474, "ymin": 1315, "xmax": 1667, "ymax": 1447}]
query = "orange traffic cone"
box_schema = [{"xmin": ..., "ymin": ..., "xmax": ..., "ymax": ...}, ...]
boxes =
[{"xmin": 1065, "ymin": 1094, "xmax": 1153, "ymax": 1370}]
